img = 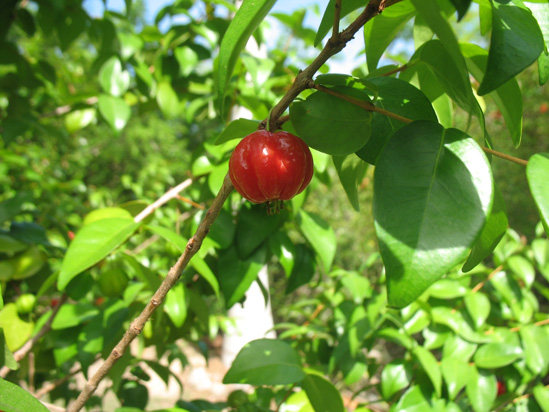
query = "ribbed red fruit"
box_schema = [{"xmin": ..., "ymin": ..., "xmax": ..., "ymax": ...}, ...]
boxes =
[{"xmin": 229, "ymin": 130, "xmax": 314, "ymax": 204}]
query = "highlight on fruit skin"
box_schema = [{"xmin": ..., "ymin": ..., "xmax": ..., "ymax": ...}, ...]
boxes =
[{"xmin": 228, "ymin": 130, "xmax": 314, "ymax": 209}]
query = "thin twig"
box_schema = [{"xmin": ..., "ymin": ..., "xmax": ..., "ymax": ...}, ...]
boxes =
[
  {"xmin": 67, "ymin": 174, "xmax": 234, "ymax": 412},
  {"xmin": 176, "ymin": 195, "xmax": 205, "ymax": 210},
  {"xmin": 471, "ymin": 265, "xmax": 503, "ymax": 294},
  {"xmin": 0, "ymin": 294, "xmax": 68, "ymax": 378},
  {"xmin": 275, "ymin": 383, "xmax": 297, "ymax": 412},
  {"xmin": 482, "ymin": 147, "xmax": 529, "ymax": 167},
  {"xmin": 264, "ymin": 0, "xmax": 394, "ymax": 131},
  {"xmin": 314, "ymin": 84, "xmax": 530, "ymax": 167},
  {"xmin": 381, "ymin": 63, "xmax": 411, "ymax": 77},
  {"xmin": 134, "ymin": 178, "xmax": 195, "ymax": 222},
  {"xmin": 34, "ymin": 365, "xmax": 81, "ymax": 399},
  {"xmin": 509, "ymin": 318, "xmax": 549, "ymax": 333},
  {"xmin": 332, "ymin": 0, "xmax": 342, "ymax": 42},
  {"xmin": 314, "ymin": 84, "xmax": 413, "ymax": 124}
]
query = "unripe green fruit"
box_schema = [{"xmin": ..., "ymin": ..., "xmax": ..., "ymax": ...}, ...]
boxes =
[
  {"xmin": 98, "ymin": 266, "xmax": 128, "ymax": 297},
  {"xmin": 228, "ymin": 390, "xmax": 249, "ymax": 408},
  {"xmin": 16, "ymin": 293, "xmax": 36, "ymax": 314}
]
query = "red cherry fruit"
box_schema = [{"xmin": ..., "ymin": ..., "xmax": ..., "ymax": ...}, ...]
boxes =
[
  {"xmin": 229, "ymin": 130, "xmax": 314, "ymax": 204},
  {"xmin": 497, "ymin": 381, "xmax": 506, "ymax": 396}
]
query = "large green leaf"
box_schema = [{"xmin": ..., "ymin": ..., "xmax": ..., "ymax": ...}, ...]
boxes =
[
  {"xmin": 393, "ymin": 385, "xmax": 435, "ymax": 412},
  {"xmin": 478, "ymin": 1, "xmax": 545, "ymax": 95},
  {"xmin": 156, "ymin": 81, "xmax": 182, "ymax": 119},
  {"xmin": 218, "ymin": 246, "xmax": 265, "ymax": 308},
  {"xmin": 223, "ymin": 338, "xmax": 305, "ymax": 385},
  {"xmin": 215, "ymin": 118, "xmax": 261, "ymax": 145},
  {"xmin": 164, "ymin": 282, "xmax": 187, "ymax": 328},
  {"xmin": 413, "ymin": 346, "xmax": 442, "ymax": 397},
  {"xmin": 441, "ymin": 357, "xmax": 472, "ymax": 400},
  {"xmin": 449, "ymin": 0, "xmax": 472, "ymax": 20},
  {"xmin": 216, "ymin": 0, "xmax": 276, "ymax": 115},
  {"xmin": 380, "ymin": 359, "xmax": 412, "ymax": 400},
  {"xmin": 527, "ymin": 153, "xmax": 549, "ymax": 233},
  {"xmin": 462, "ymin": 184, "xmax": 508, "ymax": 272},
  {"xmin": 0, "ymin": 377, "xmax": 49, "ymax": 412},
  {"xmin": 0, "ymin": 304, "xmax": 34, "ymax": 351},
  {"xmin": 414, "ymin": 40, "xmax": 483, "ymax": 123},
  {"xmin": 473, "ymin": 342, "xmax": 523, "ymax": 368},
  {"xmin": 0, "ymin": 328, "xmax": 17, "ymax": 370},
  {"xmin": 297, "ymin": 210, "xmax": 336, "ymax": 273},
  {"xmin": 364, "ymin": 1, "xmax": 416, "ymax": 71},
  {"xmin": 302, "ymin": 374, "xmax": 345, "ymax": 412},
  {"xmin": 290, "ymin": 89, "xmax": 372, "ymax": 155},
  {"xmin": 519, "ymin": 325, "xmax": 549, "ymax": 375},
  {"xmin": 58, "ymin": 217, "xmax": 141, "ymax": 290},
  {"xmin": 236, "ymin": 203, "xmax": 285, "ymax": 259},
  {"xmin": 461, "ymin": 42, "xmax": 523, "ymax": 147},
  {"xmin": 526, "ymin": 2, "xmax": 549, "ymax": 85},
  {"xmin": 98, "ymin": 94, "xmax": 132, "ymax": 133},
  {"xmin": 332, "ymin": 154, "xmax": 368, "ymax": 211},
  {"xmin": 99, "ymin": 56, "xmax": 130, "ymax": 97},
  {"xmin": 355, "ymin": 76, "xmax": 437, "ymax": 165},
  {"xmin": 466, "ymin": 366, "xmax": 497, "ymax": 412},
  {"xmin": 374, "ymin": 121, "xmax": 493, "ymax": 308}
]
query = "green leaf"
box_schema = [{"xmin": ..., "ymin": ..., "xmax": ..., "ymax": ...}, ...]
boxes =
[
  {"xmin": 332, "ymin": 154, "xmax": 368, "ymax": 211},
  {"xmin": 65, "ymin": 108, "xmax": 96, "ymax": 133},
  {"xmin": 302, "ymin": 373, "xmax": 345, "ymax": 412},
  {"xmin": 0, "ymin": 191, "xmax": 32, "ymax": 224},
  {"xmin": 190, "ymin": 256, "xmax": 220, "ymax": 299},
  {"xmin": 508, "ymin": 255, "xmax": 535, "ymax": 288},
  {"xmin": 51, "ymin": 302, "xmax": 99, "ymax": 330},
  {"xmin": 218, "ymin": 246, "xmax": 265, "ymax": 307},
  {"xmin": 364, "ymin": 1, "xmax": 416, "ymax": 71},
  {"xmin": 216, "ymin": 0, "xmax": 276, "ymax": 114},
  {"xmin": 527, "ymin": 153, "xmax": 549, "ymax": 233},
  {"xmin": 441, "ymin": 358, "xmax": 472, "ymax": 400},
  {"xmin": 98, "ymin": 94, "xmax": 131, "ymax": 133},
  {"xmin": 519, "ymin": 325, "xmax": 549, "ymax": 375},
  {"xmin": 356, "ymin": 76, "xmax": 437, "ymax": 165},
  {"xmin": 83, "ymin": 207, "xmax": 133, "ymax": 225},
  {"xmin": 164, "ymin": 282, "xmax": 187, "ymax": 328},
  {"xmin": 393, "ymin": 385, "xmax": 435, "ymax": 412},
  {"xmin": 374, "ymin": 121, "xmax": 493, "ymax": 308},
  {"xmin": 0, "ymin": 327, "xmax": 17, "ymax": 370},
  {"xmin": 462, "ymin": 184, "xmax": 508, "ymax": 272},
  {"xmin": 464, "ymin": 292, "xmax": 491, "ymax": 330},
  {"xmin": 269, "ymin": 231, "xmax": 296, "ymax": 278},
  {"xmin": 442, "ymin": 335, "xmax": 477, "ymax": 361},
  {"xmin": 146, "ymin": 225, "xmax": 188, "ymax": 252},
  {"xmin": 413, "ymin": 346, "xmax": 442, "ymax": 397},
  {"xmin": 461, "ymin": 42, "xmax": 523, "ymax": 147},
  {"xmin": 175, "ymin": 46, "xmax": 198, "ymax": 77},
  {"xmin": 533, "ymin": 384, "xmax": 549, "ymax": 412},
  {"xmin": 414, "ymin": 40, "xmax": 483, "ymax": 123},
  {"xmin": 297, "ymin": 210, "xmax": 336, "ymax": 273},
  {"xmin": 99, "ymin": 56, "xmax": 130, "ymax": 97},
  {"xmin": 156, "ymin": 81, "xmax": 182, "ymax": 119},
  {"xmin": 428, "ymin": 279, "xmax": 468, "ymax": 299},
  {"xmin": 117, "ymin": 31, "xmax": 144, "ymax": 60},
  {"xmin": 526, "ymin": 2, "xmax": 549, "ymax": 85},
  {"xmin": 236, "ymin": 203, "xmax": 284, "ymax": 259},
  {"xmin": 381, "ymin": 359, "xmax": 412, "ymax": 400},
  {"xmin": 449, "ymin": 0, "xmax": 472, "ymax": 20},
  {"xmin": 0, "ymin": 304, "xmax": 34, "ymax": 351},
  {"xmin": 284, "ymin": 390, "xmax": 315, "ymax": 412},
  {"xmin": 290, "ymin": 89, "xmax": 372, "ymax": 155},
  {"xmin": 287, "ymin": 244, "xmax": 316, "ymax": 294},
  {"xmin": 215, "ymin": 118, "xmax": 261, "ymax": 145},
  {"xmin": 478, "ymin": 1, "xmax": 545, "ymax": 95},
  {"xmin": 466, "ymin": 366, "xmax": 497, "ymax": 412},
  {"xmin": 473, "ymin": 342, "xmax": 523, "ymax": 368},
  {"xmin": 223, "ymin": 338, "xmax": 305, "ymax": 385},
  {"xmin": 58, "ymin": 217, "xmax": 141, "ymax": 290},
  {"xmin": 0, "ymin": 377, "xmax": 49, "ymax": 412}
]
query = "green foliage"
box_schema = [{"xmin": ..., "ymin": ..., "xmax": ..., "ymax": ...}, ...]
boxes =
[{"xmin": 1, "ymin": 0, "xmax": 549, "ymax": 411}]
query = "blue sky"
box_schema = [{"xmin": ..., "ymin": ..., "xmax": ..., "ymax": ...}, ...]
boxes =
[{"xmin": 83, "ymin": 0, "xmax": 367, "ymax": 70}]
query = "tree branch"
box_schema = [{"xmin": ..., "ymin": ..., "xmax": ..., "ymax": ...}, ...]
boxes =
[
  {"xmin": 67, "ymin": 174, "xmax": 234, "ymax": 412},
  {"xmin": 264, "ymin": 0, "xmax": 392, "ymax": 131},
  {"xmin": 314, "ymin": 84, "xmax": 529, "ymax": 167},
  {"xmin": 331, "ymin": 0, "xmax": 342, "ymax": 42}
]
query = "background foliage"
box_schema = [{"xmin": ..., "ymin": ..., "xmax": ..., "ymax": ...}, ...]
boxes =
[{"xmin": 1, "ymin": 0, "xmax": 549, "ymax": 411}]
